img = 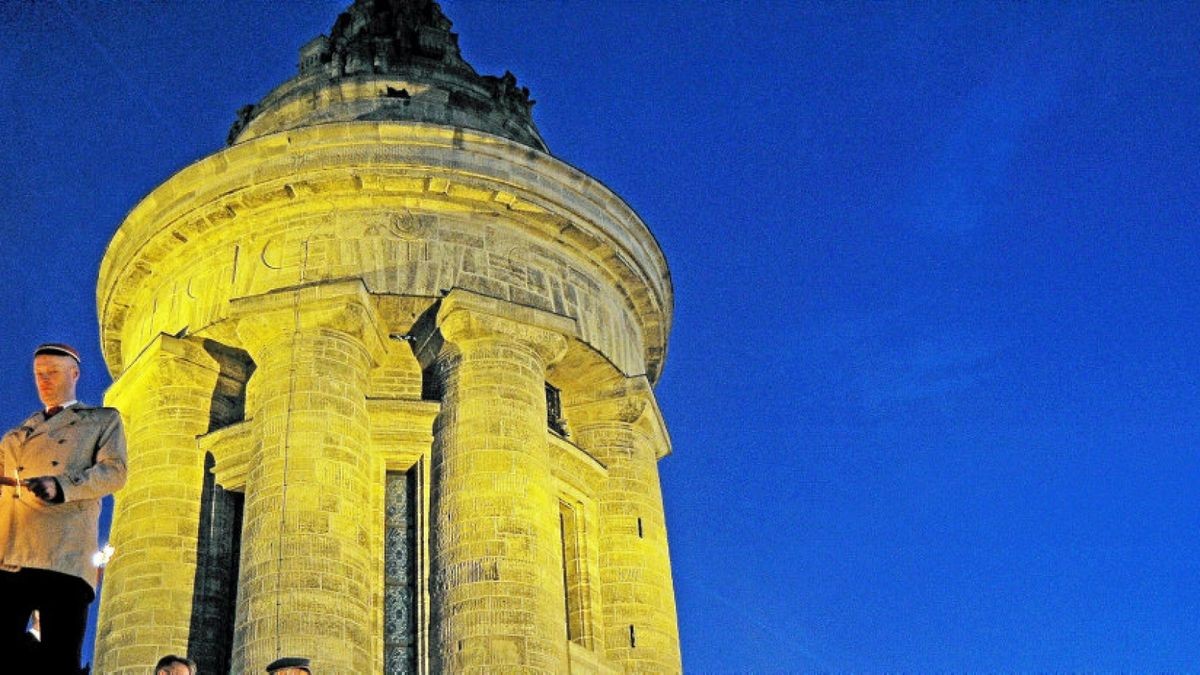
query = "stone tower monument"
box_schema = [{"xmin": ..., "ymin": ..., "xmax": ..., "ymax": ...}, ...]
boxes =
[{"xmin": 94, "ymin": 1, "xmax": 680, "ymax": 672}]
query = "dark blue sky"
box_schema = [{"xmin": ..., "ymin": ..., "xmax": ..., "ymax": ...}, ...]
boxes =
[{"xmin": 2, "ymin": 1, "xmax": 1199, "ymax": 670}]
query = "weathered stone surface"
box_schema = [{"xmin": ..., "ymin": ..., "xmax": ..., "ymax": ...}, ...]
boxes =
[
  {"xmin": 96, "ymin": 336, "xmax": 221, "ymax": 673},
  {"xmin": 95, "ymin": 1, "xmax": 680, "ymax": 673},
  {"xmin": 228, "ymin": 0, "xmax": 545, "ymax": 151}
]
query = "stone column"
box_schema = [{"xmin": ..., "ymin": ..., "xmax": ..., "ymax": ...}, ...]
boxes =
[
  {"xmin": 229, "ymin": 282, "xmax": 386, "ymax": 673},
  {"xmin": 424, "ymin": 291, "xmax": 570, "ymax": 672},
  {"xmin": 569, "ymin": 378, "xmax": 682, "ymax": 674},
  {"xmin": 96, "ymin": 335, "xmax": 221, "ymax": 674}
]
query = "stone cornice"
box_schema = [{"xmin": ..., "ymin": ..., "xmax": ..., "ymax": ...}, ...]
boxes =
[
  {"xmin": 563, "ymin": 374, "xmax": 673, "ymax": 460},
  {"xmin": 98, "ymin": 122, "xmax": 671, "ymax": 383},
  {"xmin": 227, "ymin": 279, "xmax": 390, "ymax": 366},
  {"xmin": 105, "ymin": 333, "xmax": 221, "ymax": 409},
  {"xmin": 198, "ymin": 419, "xmax": 254, "ymax": 490},
  {"xmin": 366, "ymin": 397, "xmax": 440, "ymax": 471},
  {"xmin": 432, "ymin": 287, "xmax": 575, "ymax": 364}
]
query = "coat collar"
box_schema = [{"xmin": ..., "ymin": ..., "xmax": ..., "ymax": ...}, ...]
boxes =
[{"xmin": 24, "ymin": 402, "xmax": 91, "ymax": 439}]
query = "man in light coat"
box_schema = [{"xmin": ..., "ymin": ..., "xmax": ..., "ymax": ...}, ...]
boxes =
[{"xmin": 0, "ymin": 343, "xmax": 127, "ymax": 674}]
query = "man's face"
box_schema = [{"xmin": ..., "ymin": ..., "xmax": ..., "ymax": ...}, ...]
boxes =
[
  {"xmin": 156, "ymin": 664, "xmax": 194, "ymax": 675},
  {"xmin": 33, "ymin": 354, "xmax": 79, "ymax": 408}
]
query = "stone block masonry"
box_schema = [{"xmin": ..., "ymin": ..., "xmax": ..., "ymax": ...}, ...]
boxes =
[{"xmin": 94, "ymin": 1, "xmax": 681, "ymax": 672}]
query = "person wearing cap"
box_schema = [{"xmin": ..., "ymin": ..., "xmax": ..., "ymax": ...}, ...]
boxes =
[
  {"xmin": 0, "ymin": 342, "xmax": 128, "ymax": 674},
  {"xmin": 266, "ymin": 656, "xmax": 312, "ymax": 673}
]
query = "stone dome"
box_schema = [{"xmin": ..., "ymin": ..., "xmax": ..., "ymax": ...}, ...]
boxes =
[{"xmin": 226, "ymin": 0, "xmax": 547, "ymax": 152}]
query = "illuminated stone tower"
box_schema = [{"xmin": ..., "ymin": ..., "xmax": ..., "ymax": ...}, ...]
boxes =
[{"xmin": 94, "ymin": 1, "xmax": 679, "ymax": 673}]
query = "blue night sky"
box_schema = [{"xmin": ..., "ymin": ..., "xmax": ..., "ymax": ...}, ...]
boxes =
[{"xmin": 2, "ymin": 1, "xmax": 1199, "ymax": 671}]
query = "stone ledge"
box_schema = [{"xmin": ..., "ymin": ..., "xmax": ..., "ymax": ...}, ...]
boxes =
[{"xmin": 98, "ymin": 122, "xmax": 671, "ymax": 383}]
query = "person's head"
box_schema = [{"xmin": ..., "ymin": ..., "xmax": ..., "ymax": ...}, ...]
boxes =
[
  {"xmin": 154, "ymin": 654, "xmax": 196, "ymax": 675},
  {"xmin": 265, "ymin": 656, "xmax": 311, "ymax": 674},
  {"xmin": 32, "ymin": 343, "xmax": 80, "ymax": 408}
]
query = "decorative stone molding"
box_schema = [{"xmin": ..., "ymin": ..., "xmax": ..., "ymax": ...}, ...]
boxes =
[
  {"xmin": 438, "ymin": 306, "xmax": 567, "ymax": 367},
  {"xmin": 198, "ymin": 421, "xmax": 254, "ymax": 490},
  {"xmin": 565, "ymin": 374, "xmax": 672, "ymax": 459},
  {"xmin": 229, "ymin": 279, "xmax": 388, "ymax": 366},
  {"xmin": 413, "ymin": 287, "xmax": 577, "ymax": 368},
  {"xmin": 98, "ymin": 123, "xmax": 670, "ymax": 383},
  {"xmin": 106, "ymin": 332, "xmax": 221, "ymax": 408}
]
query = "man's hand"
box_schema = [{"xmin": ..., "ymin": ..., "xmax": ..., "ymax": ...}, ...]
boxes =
[{"xmin": 24, "ymin": 476, "xmax": 63, "ymax": 503}]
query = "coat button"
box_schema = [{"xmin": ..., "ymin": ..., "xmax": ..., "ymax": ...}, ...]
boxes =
[
  {"xmin": 51, "ymin": 461, "xmax": 59, "ymax": 467},
  {"xmin": 58, "ymin": 439, "xmax": 66, "ymax": 444},
  {"xmin": 17, "ymin": 466, "xmax": 23, "ymax": 472}
]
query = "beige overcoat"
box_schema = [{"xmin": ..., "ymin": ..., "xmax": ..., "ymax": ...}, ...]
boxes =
[{"xmin": 0, "ymin": 403, "xmax": 127, "ymax": 589}]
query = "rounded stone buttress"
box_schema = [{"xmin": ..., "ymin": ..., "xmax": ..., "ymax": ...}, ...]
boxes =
[
  {"xmin": 425, "ymin": 293, "xmax": 570, "ymax": 671},
  {"xmin": 228, "ymin": 283, "xmax": 387, "ymax": 672}
]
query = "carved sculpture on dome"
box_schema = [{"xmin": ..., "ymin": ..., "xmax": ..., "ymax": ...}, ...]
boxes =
[
  {"xmin": 305, "ymin": 0, "xmax": 474, "ymax": 78},
  {"xmin": 229, "ymin": 0, "xmax": 540, "ymax": 148}
]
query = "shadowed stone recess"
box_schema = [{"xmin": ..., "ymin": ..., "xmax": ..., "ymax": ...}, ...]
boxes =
[{"xmin": 384, "ymin": 470, "xmax": 418, "ymax": 674}]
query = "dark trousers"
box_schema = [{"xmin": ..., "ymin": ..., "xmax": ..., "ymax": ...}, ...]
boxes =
[{"xmin": 0, "ymin": 567, "xmax": 93, "ymax": 675}]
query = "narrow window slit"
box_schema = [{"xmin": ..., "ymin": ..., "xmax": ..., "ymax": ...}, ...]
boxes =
[{"xmin": 545, "ymin": 382, "xmax": 568, "ymax": 436}]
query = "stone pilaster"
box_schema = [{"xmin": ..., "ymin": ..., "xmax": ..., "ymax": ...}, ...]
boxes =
[
  {"xmin": 423, "ymin": 290, "xmax": 571, "ymax": 672},
  {"xmin": 569, "ymin": 378, "xmax": 682, "ymax": 674},
  {"xmin": 229, "ymin": 282, "xmax": 386, "ymax": 674},
  {"xmin": 96, "ymin": 335, "xmax": 221, "ymax": 674}
]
